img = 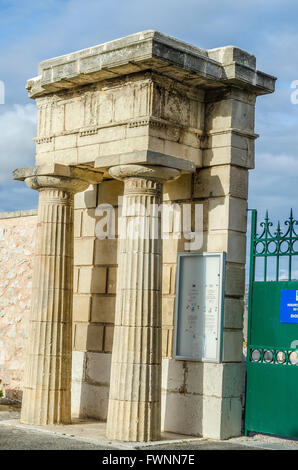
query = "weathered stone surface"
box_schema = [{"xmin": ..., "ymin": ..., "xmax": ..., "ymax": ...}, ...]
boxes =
[
  {"xmin": 222, "ymin": 330, "xmax": 243, "ymax": 363},
  {"xmin": 77, "ymin": 266, "xmax": 107, "ymax": 294},
  {"xmin": 74, "ymin": 239, "xmax": 95, "ymax": 266},
  {"xmin": 104, "ymin": 326, "xmax": 114, "ymax": 353},
  {"xmin": 223, "ymin": 297, "xmax": 244, "ymax": 329},
  {"xmin": 72, "ymin": 381, "xmax": 110, "ymax": 420},
  {"xmin": 13, "ymin": 162, "xmax": 103, "ymax": 185},
  {"xmin": 71, "ymin": 352, "xmax": 111, "ymax": 420},
  {"xmin": 98, "ymin": 179, "xmax": 123, "ymax": 206},
  {"xmin": 74, "ymin": 184, "xmax": 98, "ymax": 209},
  {"xmin": 106, "ymin": 164, "xmax": 180, "ymax": 442},
  {"xmin": 0, "ymin": 212, "xmax": 37, "ymax": 401},
  {"xmin": 14, "ymin": 168, "xmax": 101, "ymax": 426},
  {"xmin": 193, "ymin": 165, "xmax": 249, "ymax": 199},
  {"xmin": 20, "ymin": 186, "xmax": 76, "ymax": 424},
  {"xmin": 95, "ymin": 150, "xmax": 195, "ymax": 173},
  {"xmin": 8, "ymin": 30, "xmax": 276, "ymax": 442},
  {"xmin": 74, "ymin": 323, "xmax": 104, "ymax": 352},
  {"xmin": 161, "ymin": 359, "xmax": 243, "ymax": 438},
  {"xmin": 91, "ymin": 295, "xmax": 115, "ymax": 323},
  {"xmin": 26, "ymin": 31, "xmax": 276, "ymax": 99}
]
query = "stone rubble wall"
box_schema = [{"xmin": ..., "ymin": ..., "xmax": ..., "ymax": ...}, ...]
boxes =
[{"xmin": 0, "ymin": 210, "xmax": 37, "ymax": 401}]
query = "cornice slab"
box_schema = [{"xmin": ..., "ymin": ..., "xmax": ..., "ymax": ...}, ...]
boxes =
[
  {"xmin": 26, "ymin": 31, "xmax": 276, "ymax": 99},
  {"xmin": 13, "ymin": 163, "xmax": 103, "ymax": 184}
]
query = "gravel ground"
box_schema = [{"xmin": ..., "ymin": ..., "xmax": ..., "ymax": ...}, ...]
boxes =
[
  {"xmin": 0, "ymin": 424, "xmax": 263, "ymax": 450},
  {"xmin": 246, "ymin": 432, "xmax": 298, "ymax": 448},
  {"xmin": 139, "ymin": 441, "xmax": 262, "ymax": 450},
  {"xmin": 0, "ymin": 405, "xmax": 296, "ymax": 451},
  {"xmin": 0, "ymin": 425, "xmax": 118, "ymax": 450}
]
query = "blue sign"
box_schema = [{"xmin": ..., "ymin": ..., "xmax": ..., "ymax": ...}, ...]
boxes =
[{"xmin": 280, "ymin": 289, "xmax": 298, "ymax": 323}]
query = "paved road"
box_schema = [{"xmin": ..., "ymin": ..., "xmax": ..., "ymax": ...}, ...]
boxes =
[
  {"xmin": 0, "ymin": 425, "xmax": 118, "ymax": 450},
  {"xmin": 0, "ymin": 424, "xmax": 262, "ymax": 450},
  {"xmin": 145, "ymin": 441, "xmax": 261, "ymax": 450}
]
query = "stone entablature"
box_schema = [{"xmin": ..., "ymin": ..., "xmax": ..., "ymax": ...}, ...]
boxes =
[
  {"xmin": 33, "ymin": 73, "xmax": 205, "ymax": 172},
  {"xmin": 28, "ymin": 32, "xmax": 275, "ymax": 178}
]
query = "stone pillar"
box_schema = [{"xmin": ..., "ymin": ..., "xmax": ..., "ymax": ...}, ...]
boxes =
[
  {"xmin": 106, "ymin": 164, "xmax": 180, "ymax": 442},
  {"xmin": 16, "ymin": 168, "xmax": 102, "ymax": 426},
  {"xmin": 196, "ymin": 87, "xmax": 256, "ymax": 439}
]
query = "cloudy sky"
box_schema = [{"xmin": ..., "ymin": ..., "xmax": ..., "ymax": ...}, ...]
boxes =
[{"xmin": 0, "ymin": 0, "xmax": 297, "ymax": 233}]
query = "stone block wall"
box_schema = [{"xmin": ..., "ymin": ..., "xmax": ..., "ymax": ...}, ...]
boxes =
[
  {"xmin": 161, "ymin": 360, "xmax": 243, "ymax": 439},
  {"xmin": 70, "ymin": 178, "xmax": 186, "ymax": 420},
  {"xmin": 158, "ymin": 90, "xmax": 252, "ymax": 438},
  {"xmin": 0, "ymin": 210, "xmax": 37, "ymax": 401},
  {"xmin": 71, "ymin": 183, "xmax": 117, "ymax": 420},
  {"xmin": 70, "ymin": 162, "xmax": 247, "ymax": 437}
]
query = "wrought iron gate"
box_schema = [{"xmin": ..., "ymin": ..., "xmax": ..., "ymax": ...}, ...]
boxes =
[{"xmin": 245, "ymin": 209, "xmax": 298, "ymax": 438}]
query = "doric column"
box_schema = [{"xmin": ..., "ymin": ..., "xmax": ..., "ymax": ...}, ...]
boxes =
[
  {"xmin": 14, "ymin": 165, "xmax": 102, "ymax": 425},
  {"xmin": 106, "ymin": 164, "xmax": 180, "ymax": 442}
]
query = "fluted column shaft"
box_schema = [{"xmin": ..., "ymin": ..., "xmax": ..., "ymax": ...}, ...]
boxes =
[
  {"xmin": 106, "ymin": 165, "xmax": 180, "ymax": 441},
  {"xmin": 21, "ymin": 175, "xmax": 89, "ymax": 425}
]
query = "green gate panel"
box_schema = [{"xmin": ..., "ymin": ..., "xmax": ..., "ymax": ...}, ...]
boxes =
[
  {"xmin": 245, "ymin": 281, "xmax": 298, "ymax": 438},
  {"xmin": 246, "ymin": 363, "xmax": 298, "ymax": 438},
  {"xmin": 245, "ymin": 210, "xmax": 298, "ymax": 439},
  {"xmin": 251, "ymin": 282, "xmax": 298, "ymax": 347}
]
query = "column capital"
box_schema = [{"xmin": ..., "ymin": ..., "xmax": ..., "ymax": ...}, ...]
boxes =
[
  {"xmin": 24, "ymin": 175, "xmax": 89, "ymax": 194},
  {"xmin": 13, "ymin": 163, "xmax": 103, "ymax": 194},
  {"xmin": 109, "ymin": 164, "xmax": 181, "ymax": 183}
]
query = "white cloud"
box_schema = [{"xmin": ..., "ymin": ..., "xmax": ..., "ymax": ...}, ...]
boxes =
[
  {"xmin": 0, "ymin": 182, "xmax": 38, "ymax": 212},
  {"xmin": 249, "ymin": 151, "xmax": 298, "ymax": 222},
  {"xmin": 0, "ymin": 104, "xmax": 37, "ymax": 183},
  {"xmin": 0, "ymin": 0, "xmax": 297, "ymax": 218},
  {"xmin": 255, "ymin": 31, "xmax": 298, "ymax": 81},
  {"xmin": 256, "ymin": 152, "xmax": 298, "ymax": 174}
]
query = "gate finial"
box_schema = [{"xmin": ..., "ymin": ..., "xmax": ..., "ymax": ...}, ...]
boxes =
[
  {"xmin": 290, "ymin": 208, "xmax": 294, "ymax": 221},
  {"xmin": 275, "ymin": 221, "xmax": 282, "ymax": 238}
]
